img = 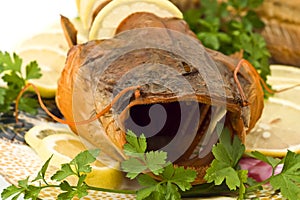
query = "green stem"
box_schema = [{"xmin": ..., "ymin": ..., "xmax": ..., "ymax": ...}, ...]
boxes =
[
  {"xmin": 39, "ymin": 184, "xmax": 137, "ymax": 195},
  {"xmin": 40, "ymin": 185, "xmax": 61, "ymax": 189},
  {"xmin": 86, "ymin": 186, "xmax": 136, "ymax": 195},
  {"xmin": 246, "ymin": 178, "xmax": 270, "ymax": 192}
]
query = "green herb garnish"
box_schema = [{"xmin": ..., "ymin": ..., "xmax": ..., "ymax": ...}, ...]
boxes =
[
  {"xmin": 204, "ymin": 128, "xmax": 300, "ymax": 200},
  {"xmin": 122, "ymin": 130, "xmax": 197, "ymax": 200},
  {"xmin": 184, "ymin": 0, "xmax": 271, "ymax": 96},
  {"xmin": 0, "ymin": 131, "xmax": 197, "ymax": 200},
  {"xmin": 2, "ymin": 129, "xmax": 300, "ymax": 200},
  {"xmin": 0, "ymin": 51, "xmax": 42, "ymax": 114}
]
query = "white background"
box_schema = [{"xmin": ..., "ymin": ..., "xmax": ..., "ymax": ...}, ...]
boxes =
[
  {"xmin": 0, "ymin": 0, "xmax": 77, "ymax": 198},
  {"xmin": 0, "ymin": 0, "xmax": 77, "ymax": 51}
]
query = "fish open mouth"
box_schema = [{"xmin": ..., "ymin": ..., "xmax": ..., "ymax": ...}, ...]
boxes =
[{"xmin": 119, "ymin": 99, "xmax": 227, "ymax": 165}]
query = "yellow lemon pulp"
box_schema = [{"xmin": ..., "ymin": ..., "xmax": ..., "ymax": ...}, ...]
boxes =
[
  {"xmin": 89, "ymin": 0, "xmax": 183, "ymax": 40},
  {"xmin": 25, "ymin": 125, "xmax": 123, "ymax": 189},
  {"xmin": 14, "ymin": 18, "xmax": 88, "ymax": 98},
  {"xmin": 24, "ymin": 123, "xmax": 72, "ymax": 150},
  {"xmin": 79, "ymin": 0, "xmax": 108, "ymax": 30},
  {"xmin": 16, "ymin": 32, "xmax": 69, "ymax": 53},
  {"xmin": 245, "ymin": 65, "xmax": 300, "ymax": 157},
  {"xmin": 17, "ymin": 48, "xmax": 66, "ymax": 98}
]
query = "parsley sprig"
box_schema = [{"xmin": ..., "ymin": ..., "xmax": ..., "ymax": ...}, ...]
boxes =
[
  {"xmin": 0, "ymin": 51, "xmax": 42, "ymax": 114},
  {"xmin": 204, "ymin": 128, "xmax": 300, "ymax": 200},
  {"xmin": 184, "ymin": 0, "xmax": 271, "ymax": 96},
  {"xmin": 1, "ymin": 129, "xmax": 300, "ymax": 200},
  {"xmin": 1, "ymin": 149, "xmax": 135, "ymax": 200},
  {"xmin": 0, "ymin": 131, "xmax": 197, "ymax": 200},
  {"xmin": 122, "ymin": 130, "xmax": 197, "ymax": 200}
]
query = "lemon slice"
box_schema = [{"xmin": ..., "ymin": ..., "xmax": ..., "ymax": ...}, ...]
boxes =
[
  {"xmin": 37, "ymin": 134, "xmax": 87, "ymax": 165},
  {"xmin": 268, "ymin": 65, "xmax": 300, "ymax": 89},
  {"xmin": 16, "ymin": 18, "xmax": 88, "ymax": 49},
  {"xmin": 70, "ymin": 17, "xmax": 90, "ymax": 43},
  {"xmin": 16, "ymin": 32, "xmax": 69, "ymax": 52},
  {"xmin": 267, "ymin": 85, "xmax": 300, "ymax": 105},
  {"xmin": 25, "ymin": 125, "xmax": 123, "ymax": 189},
  {"xmin": 76, "ymin": 0, "xmax": 81, "ymax": 14},
  {"xmin": 269, "ymin": 64, "xmax": 300, "ymax": 79},
  {"xmin": 79, "ymin": 0, "xmax": 97, "ymax": 29},
  {"xmin": 24, "ymin": 123, "xmax": 73, "ymax": 150},
  {"xmin": 266, "ymin": 65, "xmax": 300, "ymax": 104},
  {"xmin": 79, "ymin": 0, "xmax": 108, "ymax": 30},
  {"xmin": 246, "ymin": 98, "xmax": 300, "ymax": 157},
  {"xmin": 89, "ymin": 0, "xmax": 183, "ymax": 40},
  {"xmin": 246, "ymin": 65, "xmax": 300, "ymax": 157},
  {"xmin": 17, "ymin": 48, "xmax": 66, "ymax": 98}
]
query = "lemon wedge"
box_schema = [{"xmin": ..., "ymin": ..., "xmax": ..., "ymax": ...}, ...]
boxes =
[
  {"xmin": 89, "ymin": 0, "xmax": 183, "ymax": 40},
  {"xmin": 16, "ymin": 48, "xmax": 66, "ymax": 98},
  {"xmin": 25, "ymin": 124, "xmax": 123, "ymax": 189},
  {"xmin": 245, "ymin": 65, "xmax": 300, "ymax": 157}
]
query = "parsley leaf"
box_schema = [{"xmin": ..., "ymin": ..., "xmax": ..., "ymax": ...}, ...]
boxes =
[
  {"xmin": 121, "ymin": 130, "xmax": 167, "ymax": 179},
  {"xmin": 51, "ymin": 163, "xmax": 75, "ymax": 181},
  {"xmin": 135, "ymin": 164, "xmax": 197, "ymax": 200},
  {"xmin": 122, "ymin": 130, "xmax": 197, "ymax": 200},
  {"xmin": 1, "ymin": 149, "xmax": 137, "ymax": 200},
  {"xmin": 18, "ymin": 97, "xmax": 39, "ymax": 115},
  {"xmin": 204, "ymin": 128, "xmax": 249, "ymax": 199},
  {"xmin": 124, "ymin": 130, "xmax": 147, "ymax": 154},
  {"xmin": 270, "ymin": 151, "xmax": 300, "ymax": 199},
  {"xmin": 2, "ymin": 128, "xmax": 300, "ymax": 200},
  {"xmin": 248, "ymin": 151, "xmax": 281, "ymax": 169},
  {"xmin": 52, "ymin": 149, "xmax": 100, "ymax": 181},
  {"xmin": 248, "ymin": 150, "xmax": 300, "ymax": 200},
  {"xmin": 57, "ymin": 180, "xmax": 89, "ymax": 200},
  {"xmin": 32, "ymin": 155, "xmax": 53, "ymax": 184},
  {"xmin": 26, "ymin": 61, "xmax": 42, "ymax": 80},
  {"xmin": 161, "ymin": 164, "xmax": 196, "ymax": 191},
  {"xmin": 72, "ymin": 149, "xmax": 99, "ymax": 173},
  {"xmin": 0, "ymin": 88, "xmax": 5, "ymax": 104},
  {"xmin": 1, "ymin": 184, "xmax": 24, "ymax": 200},
  {"xmin": 184, "ymin": 0, "xmax": 271, "ymax": 97},
  {"xmin": 0, "ymin": 52, "xmax": 22, "ymax": 72},
  {"xmin": 0, "ymin": 51, "xmax": 42, "ymax": 114},
  {"xmin": 0, "ymin": 177, "xmax": 42, "ymax": 200}
]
